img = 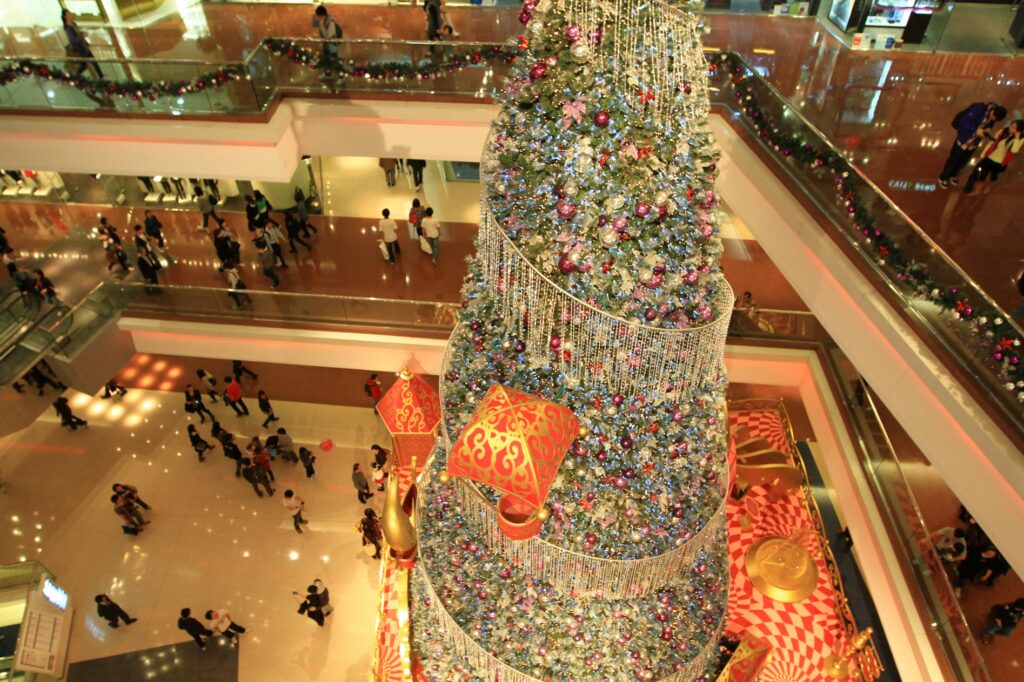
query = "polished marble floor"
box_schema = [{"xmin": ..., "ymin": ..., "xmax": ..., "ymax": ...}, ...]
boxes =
[{"xmin": 0, "ymin": 381, "xmax": 390, "ymax": 681}]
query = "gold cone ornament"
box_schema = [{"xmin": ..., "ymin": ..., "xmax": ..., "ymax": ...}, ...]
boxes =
[
  {"xmin": 382, "ymin": 472, "xmax": 417, "ymax": 567},
  {"xmin": 745, "ymin": 528, "xmax": 819, "ymax": 603}
]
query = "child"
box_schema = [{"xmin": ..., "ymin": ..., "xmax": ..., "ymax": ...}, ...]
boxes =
[
  {"xmin": 188, "ymin": 424, "xmax": 214, "ymax": 462},
  {"xmin": 299, "ymin": 447, "xmax": 317, "ymax": 479},
  {"xmin": 371, "ymin": 461, "xmax": 387, "ymax": 492}
]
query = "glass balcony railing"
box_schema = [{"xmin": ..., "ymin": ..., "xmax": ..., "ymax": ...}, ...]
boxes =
[
  {"xmin": 0, "ymin": 38, "xmax": 513, "ymax": 116},
  {"xmin": 708, "ymin": 52, "xmax": 1024, "ymax": 441}
]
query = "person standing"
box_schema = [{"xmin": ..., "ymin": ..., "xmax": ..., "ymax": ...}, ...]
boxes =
[
  {"xmin": 939, "ymin": 102, "xmax": 1006, "ymax": 188},
  {"xmin": 256, "ymin": 241, "xmax": 280, "ymax": 289},
  {"xmin": 365, "ymin": 373, "xmax": 383, "ymax": 414},
  {"xmin": 112, "ymin": 493, "xmax": 146, "ymax": 530},
  {"xmin": 222, "ymin": 434, "xmax": 245, "ymax": 478},
  {"xmin": 241, "ymin": 458, "xmax": 274, "ymax": 497},
  {"xmin": 312, "ymin": 5, "xmax": 343, "ymax": 80},
  {"xmin": 204, "ymin": 609, "xmax": 246, "ymax": 643},
  {"xmin": 378, "ymin": 209, "xmax": 400, "ymax": 263},
  {"xmin": 407, "ymin": 159, "xmax": 427, "ymax": 188},
  {"xmin": 178, "ymin": 608, "xmax": 214, "ymax": 649},
  {"xmin": 185, "ymin": 384, "xmax": 216, "ymax": 424},
  {"xmin": 360, "ymin": 508, "xmax": 383, "ymax": 560},
  {"xmin": 982, "ymin": 598, "xmax": 1024, "ymax": 644},
  {"xmin": 283, "ymin": 489, "xmax": 308, "ymax": 533},
  {"xmin": 196, "ymin": 188, "xmax": 224, "ymax": 231},
  {"xmin": 378, "ymin": 158, "xmax": 398, "ymax": 187},
  {"xmin": 196, "ymin": 369, "xmax": 219, "ymax": 402},
  {"xmin": 62, "ymin": 10, "xmax": 102, "ymax": 79},
  {"xmin": 253, "ymin": 447, "xmax": 274, "ymax": 482},
  {"xmin": 274, "ymin": 427, "xmax": 298, "ymax": 463},
  {"xmin": 963, "ymin": 119, "xmax": 1024, "ymax": 195},
  {"xmin": 257, "ymin": 390, "xmax": 280, "ymax": 428},
  {"xmin": 101, "ymin": 377, "xmax": 127, "ymax": 399},
  {"xmin": 95, "ymin": 594, "xmax": 137, "ymax": 628},
  {"xmin": 352, "ymin": 463, "xmax": 373, "ymax": 503},
  {"xmin": 223, "ymin": 375, "xmax": 250, "ymax": 416},
  {"xmin": 113, "ymin": 483, "xmax": 151, "ymax": 511},
  {"xmin": 33, "ymin": 269, "xmax": 59, "ymax": 304},
  {"xmin": 421, "ymin": 207, "xmax": 441, "ymax": 266},
  {"xmin": 143, "ymin": 210, "xmax": 165, "ymax": 249},
  {"xmin": 371, "ymin": 444, "xmax": 390, "ymax": 468},
  {"xmin": 299, "ymin": 447, "xmax": 317, "ymax": 479},
  {"xmin": 188, "ymin": 424, "xmax": 214, "ymax": 462},
  {"xmin": 136, "ymin": 246, "xmax": 161, "ymax": 295},
  {"xmin": 371, "ymin": 461, "xmax": 386, "ymax": 492},
  {"xmin": 53, "ymin": 397, "xmax": 87, "ymax": 430}
]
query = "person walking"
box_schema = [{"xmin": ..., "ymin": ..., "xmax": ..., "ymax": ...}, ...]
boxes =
[
  {"xmin": 196, "ymin": 187, "xmax": 224, "ymax": 231},
  {"xmin": 62, "ymin": 9, "xmax": 102, "ymax": 79},
  {"xmin": 185, "ymin": 384, "xmax": 216, "ymax": 424},
  {"xmin": 964, "ymin": 119, "xmax": 1024, "ymax": 195},
  {"xmin": 371, "ymin": 461, "xmax": 387, "ymax": 492},
  {"xmin": 26, "ymin": 364, "xmax": 65, "ymax": 395},
  {"xmin": 222, "ymin": 434, "xmax": 244, "ymax": 478},
  {"xmin": 312, "ymin": 578, "xmax": 331, "ymax": 615},
  {"xmin": 196, "ymin": 369, "xmax": 219, "ymax": 402},
  {"xmin": 256, "ymin": 241, "xmax": 280, "ymax": 289},
  {"xmin": 352, "ymin": 463, "xmax": 373, "ymax": 503},
  {"xmin": 105, "ymin": 239, "xmax": 131, "ymax": 273},
  {"xmin": 379, "ymin": 158, "xmax": 398, "ymax": 187},
  {"xmin": 939, "ymin": 102, "xmax": 1006, "ymax": 188},
  {"xmin": 982, "ymin": 598, "xmax": 1024, "ymax": 644},
  {"xmin": 260, "ymin": 222, "xmax": 288, "ymax": 268},
  {"xmin": 95, "ymin": 594, "xmax": 137, "ymax": 628},
  {"xmin": 224, "ymin": 261, "xmax": 252, "ymax": 309},
  {"xmin": 136, "ymin": 246, "xmax": 161, "ymax": 295},
  {"xmin": 312, "ymin": 5, "xmax": 343, "ymax": 80},
  {"xmin": 257, "ymin": 390, "xmax": 280, "ymax": 428},
  {"xmin": 294, "ymin": 586, "xmax": 326, "ymax": 626},
  {"xmin": 360, "ymin": 508, "xmax": 383, "ymax": 560},
  {"xmin": 213, "ymin": 226, "xmax": 239, "ymax": 270},
  {"xmin": 134, "ymin": 224, "xmax": 163, "ymax": 261},
  {"xmin": 233, "ymin": 360, "xmax": 258, "ymax": 382},
  {"xmin": 112, "ymin": 493, "xmax": 146, "ymax": 530},
  {"xmin": 241, "ymin": 458, "xmax": 274, "ymax": 497},
  {"xmin": 378, "ymin": 209, "xmax": 400, "ymax": 263},
  {"xmin": 223, "ymin": 375, "xmax": 250, "ymax": 416},
  {"xmin": 407, "ymin": 159, "xmax": 426, "ymax": 189},
  {"xmin": 53, "ymin": 396, "xmax": 87, "ymax": 430},
  {"xmin": 33, "ymin": 269, "xmax": 59, "ymax": 304},
  {"xmin": 204, "ymin": 609, "xmax": 246, "ymax": 643},
  {"xmin": 408, "ymin": 198, "xmax": 426, "ymax": 237},
  {"xmin": 188, "ymin": 423, "xmax": 214, "ymax": 462},
  {"xmin": 299, "ymin": 447, "xmax": 317, "ymax": 479},
  {"xmin": 253, "ymin": 447, "xmax": 275, "ymax": 482},
  {"xmin": 421, "ymin": 207, "xmax": 441, "ymax": 266},
  {"xmin": 244, "ymin": 195, "xmax": 260, "ymax": 231},
  {"xmin": 253, "ymin": 190, "xmax": 279, "ymax": 228},
  {"xmin": 293, "ymin": 187, "xmax": 318, "ymax": 236},
  {"xmin": 283, "ymin": 489, "xmax": 308, "ymax": 533},
  {"xmin": 101, "ymin": 377, "xmax": 127, "ymax": 399},
  {"xmin": 284, "ymin": 213, "xmax": 312, "ymax": 254},
  {"xmin": 143, "ymin": 210, "xmax": 166, "ymax": 249},
  {"xmin": 178, "ymin": 608, "xmax": 214, "ymax": 649},
  {"xmin": 365, "ymin": 374, "xmax": 383, "ymax": 414}
]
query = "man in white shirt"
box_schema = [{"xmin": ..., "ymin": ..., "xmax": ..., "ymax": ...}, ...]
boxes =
[
  {"xmin": 283, "ymin": 489, "xmax": 308, "ymax": 533},
  {"xmin": 420, "ymin": 207, "xmax": 441, "ymax": 266},
  {"xmin": 378, "ymin": 208, "xmax": 400, "ymax": 263}
]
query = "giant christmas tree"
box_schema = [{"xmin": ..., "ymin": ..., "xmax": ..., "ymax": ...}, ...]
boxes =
[{"xmin": 409, "ymin": 0, "xmax": 732, "ymax": 678}]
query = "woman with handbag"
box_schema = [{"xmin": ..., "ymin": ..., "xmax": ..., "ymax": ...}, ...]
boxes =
[
  {"xmin": 62, "ymin": 10, "xmax": 102, "ymax": 80},
  {"xmin": 184, "ymin": 384, "xmax": 215, "ymax": 424},
  {"xmin": 188, "ymin": 424, "xmax": 215, "ymax": 462}
]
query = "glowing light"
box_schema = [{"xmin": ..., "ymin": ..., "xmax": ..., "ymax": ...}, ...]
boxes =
[
  {"xmin": 288, "ymin": 551, "xmax": 299, "ymax": 561},
  {"xmin": 107, "ymin": 405, "xmax": 125, "ymax": 420},
  {"xmin": 125, "ymin": 414, "xmax": 143, "ymax": 427},
  {"xmin": 140, "ymin": 399, "xmax": 156, "ymax": 412}
]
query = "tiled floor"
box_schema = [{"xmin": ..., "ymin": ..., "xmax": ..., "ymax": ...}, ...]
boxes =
[
  {"xmin": 0, "ymin": 379, "xmax": 391, "ymax": 681},
  {"xmin": 67, "ymin": 638, "xmax": 238, "ymax": 682}
]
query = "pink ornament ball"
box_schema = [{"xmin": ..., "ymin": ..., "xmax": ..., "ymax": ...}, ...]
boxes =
[{"xmin": 565, "ymin": 24, "xmax": 582, "ymax": 43}]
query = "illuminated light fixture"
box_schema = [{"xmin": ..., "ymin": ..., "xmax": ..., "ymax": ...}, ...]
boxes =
[
  {"xmin": 753, "ymin": 48, "xmax": 775, "ymax": 55},
  {"xmin": 152, "ymin": 176, "xmax": 163, "ymax": 183}
]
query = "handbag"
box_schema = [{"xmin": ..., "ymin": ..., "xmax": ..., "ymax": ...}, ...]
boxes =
[
  {"xmin": 184, "ymin": 401, "xmax": 197, "ymax": 413},
  {"xmin": 377, "ymin": 239, "xmax": 389, "ymax": 261},
  {"xmin": 419, "ymin": 235, "xmax": 432, "ymax": 254}
]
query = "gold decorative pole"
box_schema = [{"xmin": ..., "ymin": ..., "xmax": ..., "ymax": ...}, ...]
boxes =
[{"xmin": 824, "ymin": 627, "xmax": 874, "ymax": 679}]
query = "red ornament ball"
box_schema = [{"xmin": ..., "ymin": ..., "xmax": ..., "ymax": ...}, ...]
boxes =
[
  {"xmin": 635, "ymin": 202, "xmax": 651, "ymax": 218},
  {"xmin": 556, "ymin": 200, "xmax": 578, "ymax": 220},
  {"xmin": 565, "ymin": 23, "xmax": 582, "ymax": 43},
  {"xmin": 528, "ymin": 62, "xmax": 548, "ymax": 80},
  {"xmin": 558, "ymin": 255, "xmax": 577, "ymax": 274},
  {"xmin": 593, "ymin": 111, "xmax": 610, "ymax": 127}
]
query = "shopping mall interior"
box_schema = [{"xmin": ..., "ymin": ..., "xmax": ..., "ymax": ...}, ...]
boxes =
[{"xmin": 0, "ymin": 1, "xmax": 1022, "ymax": 681}]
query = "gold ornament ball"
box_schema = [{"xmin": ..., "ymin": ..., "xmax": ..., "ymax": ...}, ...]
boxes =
[
  {"xmin": 578, "ymin": 424, "xmax": 590, "ymax": 437},
  {"xmin": 571, "ymin": 43, "xmax": 590, "ymax": 63},
  {"xmin": 438, "ymin": 470, "xmax": 452, "ymax": 484},
  {"xmin": 537, "ymin": 507, "xmax": 551, "ymax": 522}
]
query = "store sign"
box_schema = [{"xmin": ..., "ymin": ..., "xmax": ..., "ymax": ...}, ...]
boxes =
[{"xmin": 42, "ymin": 579, "xmax": 68, "ymax": 611}]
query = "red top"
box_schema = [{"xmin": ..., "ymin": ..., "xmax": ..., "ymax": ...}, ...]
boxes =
[
  {"xmin": 226, "ymin": 379, "xmax": 243, "ymax": 403},
  {"xmin": 367, "ymin": 379, "xmax": 382, "ymax": 401}
]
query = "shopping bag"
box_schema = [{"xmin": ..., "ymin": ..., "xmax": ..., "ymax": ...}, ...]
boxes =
[
  {"xmin": 377, "ymin": 239, "xmax": 389, "ymax": 261},
  {"xmin": 407, "ymin": 221, "xmax": 418, "ymax": 240},
  {"xmin": 419, "ymin": 236, "xmax": 432, "ymax": 254}
]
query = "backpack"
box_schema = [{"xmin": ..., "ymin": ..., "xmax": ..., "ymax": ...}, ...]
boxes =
[{"xmin": 951, "ymin": 102, "xmax": 985, "ymax": 130}]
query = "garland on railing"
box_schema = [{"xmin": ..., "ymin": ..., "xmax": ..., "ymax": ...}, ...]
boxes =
[
  {"xmin": 715, "ymin": 54, "xmax": 1024, "ymax": 405},
  {"xmin": 0, "ymin": 59, "xmax": 247, "ymax": 101},
  {"xmin": 262, "ymin": 38, "xmax": 518, "ymax": 81}
]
